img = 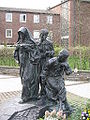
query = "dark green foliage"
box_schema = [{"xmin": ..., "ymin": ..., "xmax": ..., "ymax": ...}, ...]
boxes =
[{"xmin": 0, "ymin": 46, "xmax": 90, "ymax": 70}]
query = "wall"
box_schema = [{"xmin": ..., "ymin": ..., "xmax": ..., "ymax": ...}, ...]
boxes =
[
  {"xmin": 69, "ymin": 0, "xmax": 90, "ymax": 47},
  {"xmin": 50, "ymin": 0, "xmax": 90, "ymax": 47},
  {"xmin": 0, "ymin": 8, "xmax": 61, "ymax": 44}
]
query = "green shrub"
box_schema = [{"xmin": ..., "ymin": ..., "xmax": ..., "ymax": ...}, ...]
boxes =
[
  {"xmin": 0, "ymin": 47, "xmax": 18, "ymax": 67},
  {"xmin": 68, "ymin": 46, "xmax": 90, "ymax": 70},
  {"xmin": 0, "ymin": 46, "xmax": 90, "ymax": 70},
  {"xmin": 54, "ymin": 46, "xmax": 62, "ymax": 56}
]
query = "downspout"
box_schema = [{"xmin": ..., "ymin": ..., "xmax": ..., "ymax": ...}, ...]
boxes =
[{"xmin": 73, "ymin": 0, "xmax": 76, "ymax": 47}]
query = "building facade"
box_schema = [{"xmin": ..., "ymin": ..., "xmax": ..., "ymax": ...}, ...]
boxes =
[
  {"xmin": 50, "ymin": 0, "xmax": 90, "ymax": 47},
  {"xmin": 0, "ymin": 7, "xmax": 60, "ymax": 45}
]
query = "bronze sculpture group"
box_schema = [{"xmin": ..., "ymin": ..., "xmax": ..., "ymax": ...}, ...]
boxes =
[{"xmin": 14, "ymin": 27, "xmax": 72, "ymax": 116}]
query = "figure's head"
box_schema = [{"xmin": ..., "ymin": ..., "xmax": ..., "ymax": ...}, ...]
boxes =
[
  {"xmin": 17, "ymin": 27, "xmax": 34, "ymax": 43},
  {"xmin": 40, "ymin": 29, "xmax": 48, "ymax": 41},
  {"xmin": 57, "ymin": 49, "xmax": 69, "ymax": 62},
  {"xmin": 18, "ymin": 27, "xmax": 26, "ymax": 43}
]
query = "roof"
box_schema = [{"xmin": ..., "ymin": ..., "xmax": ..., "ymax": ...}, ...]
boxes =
[
  {"xmin": 49, "ymin": 0, "xmax": 69, "ymax": 9},
  {"xmin": 50, "ymin": 0, "xmax": 90, "ymax": 9},
  {"xmin": 81, "ymin": 0, "xmax": 90, "ymax": 2},
  {"xmin": 0, "ymin": 7, "xmax": 59, "ymax": 15}
]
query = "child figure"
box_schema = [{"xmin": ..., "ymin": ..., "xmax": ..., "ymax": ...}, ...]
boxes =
[{"xmin": 40, "ymin": 49, "xmax": 72, "ymax": 115}]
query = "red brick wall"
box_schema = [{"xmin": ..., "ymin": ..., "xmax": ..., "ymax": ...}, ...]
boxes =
[
  {"xmin": 78, "ymin": 2, "xmax": 90, "ymax": 46},
  {"xmin": 0, "ymin": 10, "xmax": 60, "ymax": 45},
  {"xmin": 50, "ymin": 5, "xmax": 62, "ymax": 44},
  {"xmin": 69, "ymin": 0, "xmax": 75, "ymax": 47},
  {"xmin": 50, "ymin": 0, "xmax": 90, "ymax": 47},
  {"xmin": 50, "ymin": 5, "xmax": 61, "ymax": 14},
  {"xmin": 69, "ymin": 1, "xmax": 90, "ymax": 47},
  {"xmin": 0, "ymin": 11, "xmax": 5, "ymax": 44}
]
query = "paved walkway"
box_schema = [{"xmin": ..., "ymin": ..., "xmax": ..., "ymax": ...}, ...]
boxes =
[
  {"xmin": 66, "ymin": 82, "xmax": 90, "ymax": 99},
  {"xmin": 0, "ymin": 74, "xmax": 90, "ymax": 99},
  {"xmin": 0, "ymin": 75, "xmax": 21, "ymax": 92}
]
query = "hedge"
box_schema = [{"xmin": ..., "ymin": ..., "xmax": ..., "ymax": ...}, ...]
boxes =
[{"xmin": 0, "ymin": 46, "xmax": 90, "ymax": 70}]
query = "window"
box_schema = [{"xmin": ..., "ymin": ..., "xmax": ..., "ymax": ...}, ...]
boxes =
[
  {"xmin": 34, "ymin": 15, "xmax": 39, "ymax": 23},
  {"xmin": 6, "ymin": 29, "xmax": 12, "ymax": 38},
  {"xmin": 33, "ymin": 30, "xmax": 40, "ymax": 39},
  {"xmin": 48, "ymin": 31, "xmax": 53, "ymax": 39},
  {"xmin": 47, "ymin": 15, "xmax": 53, "ymax": 24},
  {"xmin": 20, "ymin": 14, "xmax": 26, "ymax": 22},
  {"xmin": 6, "ymin": 13, "xmax": 12, "ymax": 22}
]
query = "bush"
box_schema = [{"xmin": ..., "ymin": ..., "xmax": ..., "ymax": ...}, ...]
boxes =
[
  {"xmin": 0, "ymin": 46, "xmax": 90, "ymax": 70},
  {"xmin": 54, "ymin": 46, "xmax": 62, "ymax": 56},
  {"xmin": 68, "ymin": 46, "xmax": 90, "ymax": 70},
  {"xmin": 54, "ymin": 46, "xmax": 90, "ymax": 70},
  {"xmin": 0, "ymin": 47, "xmax": 18, "ymax": 67}
]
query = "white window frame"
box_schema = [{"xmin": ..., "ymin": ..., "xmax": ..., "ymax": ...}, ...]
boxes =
[
  {"xmin": 6, "ymin": 13, "xmax": 12, "ymax": 22},
  {"xmin": 48, "ymin": 31, "xmax": 53, "ymax": 39},
  {"xmin": 20, "ymin": 14, "xmax": 26, "ymax": 23},
  {"xmin": 33, "ymin": 30, "xmax": 40, "ymax": 39},
  {"xmin": 6, "ymin": 29, "xmax": 12, "ymax": 38},
  {"xmin": 61, "ymin": 36, "xmax": 69, "ymax": 39},
  {"xmin": 47, "ymin": 15, "xmax": 53, "ymax": 24},
  {"xmin": 34, "ymin": 15, "xmax": 39, "ymax": 23}
]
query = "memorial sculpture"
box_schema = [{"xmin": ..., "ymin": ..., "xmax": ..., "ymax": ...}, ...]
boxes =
[
  {"xmin": 13, "ymin": 27, "xmax": 72, "ymax": 119},
  {"xmin": 14, "ymin": 27, "xmax": 40, "ymax": 103},
  {"xmin": 40, "ymin": 49, "xmax": 72, "ymax": 115},
  {"xmin": 38, "ymin": 29, "xmax": 55, "ymax": 95}
]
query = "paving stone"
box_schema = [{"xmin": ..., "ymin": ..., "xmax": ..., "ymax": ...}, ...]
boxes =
[
  {"xmin": 0, "ymin": 95, "xmax": 48, "ymax": 120},
  {"xmin": 0, "ymin": 92, "xmax": 90, "ymax": 120},
  {"xmin": 0, "ymin": 91, "xmax": 21, "ymax": 104},
  {"xmin": 0, "ymin": 115, "xmax": 11, "ymax": 120}
]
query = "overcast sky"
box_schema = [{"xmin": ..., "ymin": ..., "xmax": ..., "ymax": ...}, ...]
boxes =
[{"xmin": 0, "ymin": 0, "xmax": 61, "ymax": 9}]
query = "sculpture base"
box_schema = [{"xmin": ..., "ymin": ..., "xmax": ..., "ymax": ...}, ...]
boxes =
[{"xmin": 0, "ymin": 95, "xmax": 49, "ymax": 120}]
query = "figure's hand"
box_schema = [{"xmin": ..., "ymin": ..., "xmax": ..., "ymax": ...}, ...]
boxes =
[
  {"xmin": 60, "ymin": 62, "xmax": 67, "ymax": 67},
  {"xmin": 15, "ymin": 60, "xmax": 19, "ymax": 64},
  {"xmin": 45, "ymin": 51, "xmax": 54, "ymax": 57}
]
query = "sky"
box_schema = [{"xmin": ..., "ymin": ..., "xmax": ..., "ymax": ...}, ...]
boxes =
[{"xmin": 0, "ymin": 0, "xmax": 61, "ymax": 10}]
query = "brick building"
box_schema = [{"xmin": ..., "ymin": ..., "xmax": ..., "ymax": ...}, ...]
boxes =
[
  {"xmin": 50, "ymin": 0, "xmax": 90, "ymax": 47},
  {"xmin": 0, "ymin": 7, "xmax": 60, "ymax": 45}
]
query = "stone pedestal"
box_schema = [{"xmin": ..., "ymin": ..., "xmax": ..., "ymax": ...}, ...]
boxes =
[{"xmin": 0, "ymin": 95, "xmax": 48, "ymax": 120}]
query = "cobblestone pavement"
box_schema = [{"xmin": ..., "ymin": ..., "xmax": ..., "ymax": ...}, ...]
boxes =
[
  {"xmin": 0, "ymin": 74, "xmax": 90, "ymax": 120},
  {"xmin": 0, "ymin": 91, "xmax": 88, "ymax": 106},
  {"xmin": 0, "ymin": 74, "xmax": 90, "ymax": 106},
  {"xmin": 0, "ymin": 91, "xmax": 21, "ymax": 104},
  {"xmin": 67, "ymin": 92, "xmax": 89, "ymax": 108}
]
